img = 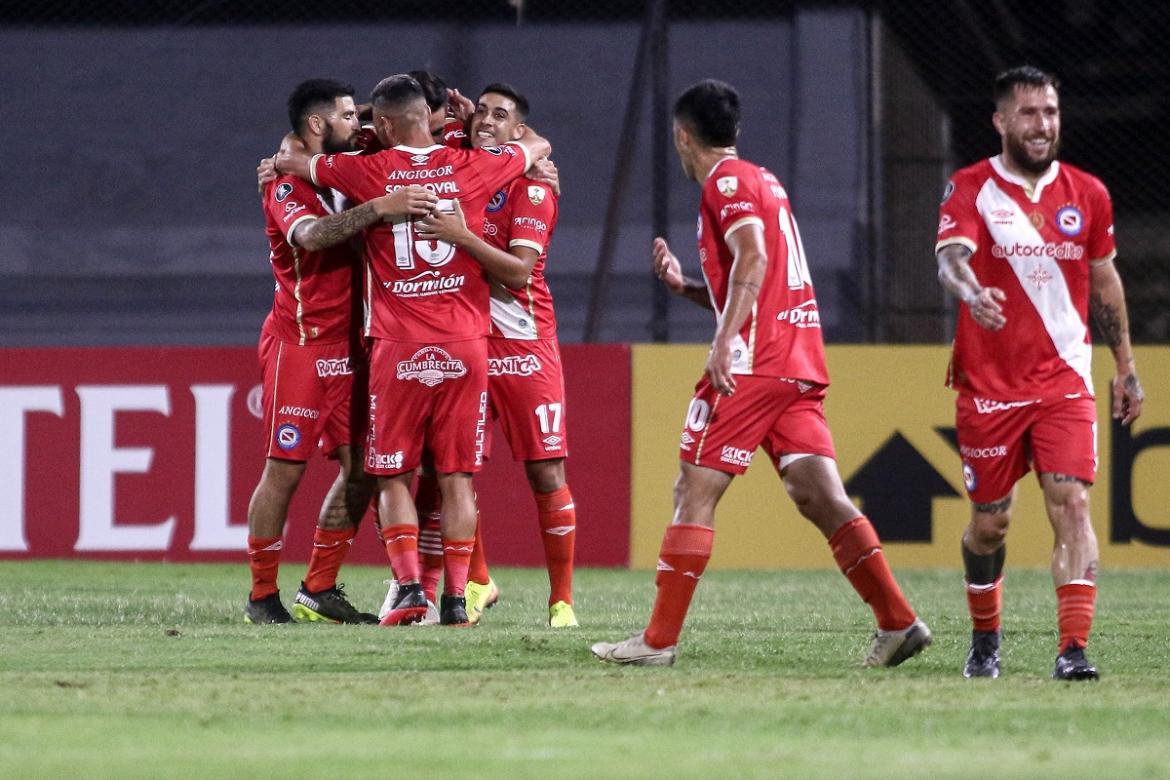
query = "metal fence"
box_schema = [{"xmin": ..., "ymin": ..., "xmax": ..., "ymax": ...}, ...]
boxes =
[{"xmin": 1, "ymin": 1, "xmax": 1166, "ymax": 344}]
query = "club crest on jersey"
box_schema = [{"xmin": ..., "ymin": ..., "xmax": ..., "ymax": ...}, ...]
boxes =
[
  {"xmin": 1056, "ymin": 205, "xmax": 1083, "ymax": 237},
  {"xmin": 716, "ymin": 176, "xmax": 738, "ymax": 197},
  {"xmin": 396, "ymin": 346, "xmax": 468, "ymax": 387},
  {"xmin": 275, "ymin": 424, "xmax": 302, "ymax": 451},
  {"xmin": 275, "ymin": 182, "xmax": 294, "ymax": 202},
  {"xmin": 527, "ymin": 185, "xmax": 546, "ymax": 206},
  {"xmin": 487, "ymin": 190, "xmax": 507, "ymax": 212},
  {"xmin": 962, "ymin": 461, "xmax": 977, "ymax": 492},
  {"xmin": 1029, "ymin": 211, "xmax": 1044, "ymax": 229}
]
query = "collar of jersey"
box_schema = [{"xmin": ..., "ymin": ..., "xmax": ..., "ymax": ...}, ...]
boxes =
[
  {"xmin": 990, "ymin": 154, "xmax": 1060, "ymax": 202},
  {"xmin": 705, "ymin": 155, "xmax": 739, "ymax": 180},
  {"xmin": 393, "ymin": 144, "xmax": 443, "ymax": 154}
]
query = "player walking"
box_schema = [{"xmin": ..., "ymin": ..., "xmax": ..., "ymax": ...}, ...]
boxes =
[
  {"xmin": 935, "ymin": 66, "xmax": 1143, "ymax": 680},
  {"xmin": 246, "ymin": 79, "xmax": 435, "ymax": 624},
  {"xmin": 276, "ymin": 74, "xmax": 550, "ymax": 626},
  {"xmin": 591, "ymin": 79, "xmax": 930, "ymax": 666}
]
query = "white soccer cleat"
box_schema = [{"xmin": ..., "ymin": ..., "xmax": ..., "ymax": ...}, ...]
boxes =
[
  {"xmin": 864, "ymin": 617, "xmax": 933, "ymax": 667},
  {"xmin": 590, "ymin": 632, "xmax": 677, "ymax": 666},
  {"xmin": 419, "ymin": 599, "xmax": 440, "ymax": 625},
  {"xmin": 378, "ymin": 579, "xmax": 399, "ymax": 622}
]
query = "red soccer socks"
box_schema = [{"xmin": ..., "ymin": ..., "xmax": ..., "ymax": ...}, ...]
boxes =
[
  {"xmin": 380, "ymin": 524, "xmax": 420, "ymax": 584},
  {"xmin": 468, "ymin": 516, "xmax": 491, "ymax": 586},
  {"xmin": 1057, "ymin": 582, "xmax": 1096, "ymax": 653},
  {"xmin": 829, "ymin": 516, "xmax": 916, "ymax": 631},
  {"xmin": 643, "ymin": 523, "xmax": 714, "ymax": 650},
  {"xmin": 414, "ymin": 474, "xmax": 445, "ymax": 601},
  {"xmin": 966, "ymin": 578, "xmax": 1003, "ymax": 633},
  {"xmin": 536, "ymin": 485, "xmax": 577, "ymax": 606},
  {"xmin": 247, "ymin": 535, "xmax": 283, "ymax": 600},
  {"xmin": 442, "ymin": 537, "xmax": 475, "ymax": 597},
  {"xmin": 302, "ymin": 526, "xmax": 356, "ymax": 593}
]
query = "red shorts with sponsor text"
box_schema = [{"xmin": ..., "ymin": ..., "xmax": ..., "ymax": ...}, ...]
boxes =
[
  {"xmin": 678, "ymin": 374, "xmax": 836, "ymax": 476},
  {"xmin": 954, "ymin": 393, "xmax": 1097, "ymax": 503},
  {"xmin": 258, "ymin": 333, "xmax": 362, "ymax": 461},
  {"xmin": 366, "ymin": 338, "xmax": 488, "ymax": 476},
  {"xmin": 487, "ymin": 337, "xmax": 568, "ymax": 462}
]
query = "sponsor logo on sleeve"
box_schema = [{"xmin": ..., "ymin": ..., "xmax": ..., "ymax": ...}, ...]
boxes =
[
  {"xmin": 1056, "ymin": 205, "xmax": 1083, "ymax": 237},
  {"xmin": 396, "ymin": 346, "xmax": 468, "ymax": 387},
  {"xmin": 527, "ymin": 185, "xmax": 546, "ymax": 206},
  {"xmin": 514, "ymin": 216, "xmax": 547, "ymax": 232},
  {"xmin": 275, "ymin": 423, "xmax": 302, "ymax": 451},
  {"xmin": 719, "ymin": 201, "xmax": 755, "ymax": 220},
  {"xmin": 275, "ymin": 182, "xmax": 294, "ymax": 202},
  {"xmin": 482, "ymin": 146, "xmax": 503, "ymax": 156},
  {"xmin": 283, "ymin": 201, "xmax": 307, "ymax": 221},
  {"xmin": 716, "ymin": 176, "xmax": 738, "ymax": 197},
  {"xmin": 487, "ymin": 190, "xmax": 507, "ymax": 212}
]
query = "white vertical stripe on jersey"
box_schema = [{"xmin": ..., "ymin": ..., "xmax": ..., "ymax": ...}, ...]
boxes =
[{"xmin": 975, "ymin": 178, "xmax": 1093, "ymax": 395}]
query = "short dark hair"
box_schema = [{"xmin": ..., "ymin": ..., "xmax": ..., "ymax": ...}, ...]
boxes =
[
  {"xmin": 994, "ymin": 65, "xmax": 1059, "ymax": 105},
  {"xmin": 673, "ymin": 79, "xmax": 740, "ymax": 147},
  {"xmin": 287, "ymin": 79, "xmax": 355, "ymax": 134},
  {"xmin": 409, "ymin": 70, "xmax": 449, "ymax": 112},
  {"xmin": 371, "ymin": 74, "xmax": 426, "ymax": 114},
  {"xmin": 479, "ymin": 82, "xmax": 529, "ymax": 121}
]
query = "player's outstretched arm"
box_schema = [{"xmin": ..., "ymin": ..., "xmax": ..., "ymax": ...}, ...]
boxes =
[
  {"xmin": 706, "ymin": 224, "xmax": 768, "ymax": 395},
  {"xmin": 1089, "ymin": 259, "xmax": 1144, "ymax": 425},
  {"xmin": 937, "ymin": 244, "xmax": 1006, "ymax": 331},
  {"xmin": 653, "ymin": 237, "xmax": 711, "ymax": 310},
  {"xmin": 292, "ymin": 186, "xmax": 438, "ymax": 252},
  {"xmin": 273, "ymin": 132, "xmax": 314, "ymax": 182},
  {"xmin": 415, "ymin": 199, "xmax": 536, "ymax": 288},
  {"xmin": 512, "ymin": 126, "xmax": 552, "ymax": 171}
]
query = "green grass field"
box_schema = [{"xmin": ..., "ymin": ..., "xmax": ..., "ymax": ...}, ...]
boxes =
[{"xmin": 2, "ymin": 561, "xmax": 1168, "ymax": 779}]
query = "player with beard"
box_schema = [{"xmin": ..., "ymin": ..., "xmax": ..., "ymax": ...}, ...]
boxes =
[
  {"xmin": 275, "ymin": 74, "xmax": 550, "ymax": 626},
  {"xmin": 591, "ymin": 79, "xmax": 930, "ymax": 667},
  {"xmin": 413, "ymin": 83, "xmax": 577, "ymax": 628},
  {"xmin": 936, "ymin": 66, "xmax": 1143, "ymax": 680},
  {"xmin": 247, "ymin": 79, "xmax": 438, "ymax": 624}
]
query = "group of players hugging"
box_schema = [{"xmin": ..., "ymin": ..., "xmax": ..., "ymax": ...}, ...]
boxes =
[{"xmin": 245, "ymin": 66, "xmax": 1142, "ymax": 681}]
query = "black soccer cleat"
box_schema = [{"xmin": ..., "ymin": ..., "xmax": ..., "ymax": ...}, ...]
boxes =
[
  {"xmin": 1053, "ymin": 643, "xmax": 1099, "ymax": 681},
  {"xmin": 378, "ymin": 582, "xmax": 429, "ymax": 626},
  {"xmin": 292, "ymin": 582, "xmax": 378, "ymax": 624},
  {"xmin": 439, "ymin": 594, "xmax": 471, "ymax": 627},
  {"xmin": 245, "ymin": 592, "xmax": 292, "ymax": 624},
  {"xmin": 963, "ymin": 630, "xmax": 1001, "ymax": 678}
]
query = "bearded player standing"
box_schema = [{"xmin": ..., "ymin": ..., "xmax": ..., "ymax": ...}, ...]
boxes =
[
  {"xmin": 591, "ymin": 79, "xmax": 930, "ymax": 667},
  {"xmin": 936, "ymin": 66, "xmax": 1143, "ymax": 680}
]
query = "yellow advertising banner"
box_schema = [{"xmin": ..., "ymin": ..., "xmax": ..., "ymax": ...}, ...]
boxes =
[{"xmin": 630, "ymin": 345, "xmax": 1170, "ymax": 569}]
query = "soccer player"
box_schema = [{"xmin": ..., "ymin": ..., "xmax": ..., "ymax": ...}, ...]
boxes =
[
  {"xmin": 275, "ymin": 74, "xmax": 550, "ymax": 626},
  {"xmin": 591, "ymin": 79, "xmax": 931, "ymax": 667},
  {"xmin": 247, "ymin": 79, "xmax": 438, "ymax": 624},
  {"xmin": 935, "ymin": 66, "xmax": 1143, "ymax": 680},
  {"xmin": 413, "ymin": 83, "xmax": 578, "ymax": 628}
]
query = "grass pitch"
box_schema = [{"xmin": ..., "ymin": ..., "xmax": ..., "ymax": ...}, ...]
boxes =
[{"xmin": 2, "ymin": 561, "xmax": 1168, "ymax": 779}]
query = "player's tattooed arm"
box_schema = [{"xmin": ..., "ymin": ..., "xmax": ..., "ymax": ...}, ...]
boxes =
[
  {"xmin": 415, "ymin": 199, "xmax": 536, "ymax": 288},
  {"xmin": 292, "ymin": 186, "xmax": 438, "ymax": 252},
  {"xmin": 652, "ymin": 237, "xmax": 712, "ymax": 310},
  {"xmin": 937, "ymin": 244, "xmax": 1007, "ymax": 331},
  {"xmin": 1090, "ymin": 259, "xmax": 1143, "ymax": 425}
]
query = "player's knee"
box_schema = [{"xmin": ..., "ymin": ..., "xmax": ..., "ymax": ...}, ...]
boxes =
[
  {"xmin": 262, "ymin": 459, "xmax": 306, "ymax": 495},
  {"xmin": 525, "ymin": 459, "xmax": 565, "ymax": 494}
]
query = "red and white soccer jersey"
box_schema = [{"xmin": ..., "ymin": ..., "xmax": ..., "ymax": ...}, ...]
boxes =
[
  {"xmin": 441, "ymin": 118, "xmax": 469, "ymax": 148},
  {"xmin": 936, "ymin": 156, "xmax": 1116, "ymax": 401},
  {"xmin": 261, "ymin": 175, "xmax": 358, "ymax": 346},
  {"xmin": 697, "ymin": 157, "xmax": 829, "ymax": 384},
  {"xmin": 485, "ymin": 178, "xmax": 559, "ymax": 340},
  {"xmin": 310, "ymin": 142, "xmax": 532, "ymax": 341}
]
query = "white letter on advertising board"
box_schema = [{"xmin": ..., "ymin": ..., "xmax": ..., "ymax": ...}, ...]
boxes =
[
  {"xmin": 75, "ymin": 385, "xmax": 176, "ymax": 551},
  {"xmin": 189, "ymin": 384, "xmax": 246, "ymax": 549},
  {"xmin": 0, "ymin": 386, "xmax": 65, "ymax": 551}
]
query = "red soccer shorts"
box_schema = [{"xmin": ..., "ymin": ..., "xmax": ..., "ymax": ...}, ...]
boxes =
[
  {"xmin": 955, "ymin": 393, "xmax": 1097, "ymax": 503},
  {"xmin": 487, "ymin": 337, "xmax": 568, "ymax": 462},
  {"xmin": 366, "ymin": 338, "xmax": 488, "ymax": 476},
  {"xmin": 258, "ymin": 333, "xmax": 359, "ymax": 461},
  {"xmin": 678, "ymin": 374, "xmax": 836, "ymax": 475}
]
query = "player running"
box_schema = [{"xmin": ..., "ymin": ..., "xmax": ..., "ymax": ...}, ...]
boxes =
[
  {"xmin": 935, "ymin": 66, "xmax": 1143, "ymax": 680},
  {"xmin": 246, "ymin": 79, "xmax": 436, "ymax": 625},
  {"xmin": 275, "ymin": 74, "xmax": 550, "ymax": 627},
  {"xmin": 591, "ymin": 79, "xmax": 931, "ymax": 667},
  {"xmin": 413, "ymin": 83, "xmax": 578, "ymax": 628}
]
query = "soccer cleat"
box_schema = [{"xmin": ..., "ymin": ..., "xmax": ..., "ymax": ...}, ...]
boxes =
[
  {"xmin": 378, "ymin": 579, "xmax": 399, "ymax": 622},
  {"xmin": 590, "ymin": 632, "xmax": 677, "ymax": 666},
  {"xmin": 245, "ymin": 592, "xmax": 292, "ymax": 624},
  {"xmin": 378, "ymin": 582, "xmax": 429, "ymax": 626},
  {"xmin": 963, "ymin": 630, "xmax": 1001, "ymax": 678},
  {"xmin": 548, "ymin": 600, "xmax": 579, "ymax": 628},
  {"xmin": 291, "ymin": 582, "xmax": 378, "ymax": 624},
  {"xmin": 863, "ymin": 617, "xmax": 933, "ymax": 667},
  {"xmin": 420, "ymin": 599, "xmax": 440, "ymax": 626},
  {"xmin": 465, "ymin": 578, "xmax": 500, "ymax": 625},
  {"xmin": 1053, "ymin": 643, "xmax": 1099, "ymax": 681},
  {"xmin": 439, "ymin": 594, "xmax": 471, "ymax": 626}
]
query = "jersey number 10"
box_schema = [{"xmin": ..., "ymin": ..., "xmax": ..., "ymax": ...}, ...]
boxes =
[
  {"xmin": 777, "ymin": 206, "xmax": 812, "ymax": 290},
  {"xmin": 392, "ymin": 199, "xmax": 456, "ymax": 270}
]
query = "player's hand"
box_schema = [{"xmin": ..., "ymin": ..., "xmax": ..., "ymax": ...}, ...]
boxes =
[
  {"xmin": 256, "ymin": 156, "xmax": 277, "ymax": 195},
  {"xmin": 705, "ymin": 337, "xmax": 737, "ymax": 396},
  {"xmin": 415, "ymin": 198, "xmax": 471, "ymax": 245},
  {"xmin": 273, "ymin": 133, "xmax": 307, "ymax": 175},
  {"xmin": 652, "ymin": 237, "xmax": 686, "ymax": 294},
  {"xmin": 968, "ymin": 287, "xmax": 1007, "ymax": 331},
  {"xmin": 530, "ymin": 158, "xmax": 561, "ymax": 196},
  {"xmin": 377, "ymin": 186, "xmax": 439, "ymax": 219},
  {"xmin": 1112, "ymin": 368, "xmax": 1144, "ymax": 425},
  {"xmin": 447, "ymin": 88, "xmax": 475, "ymax": 123}
]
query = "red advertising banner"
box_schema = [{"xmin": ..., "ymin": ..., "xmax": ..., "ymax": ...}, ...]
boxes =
[{"xmin": 0, "ymin": 345, "xmax": 630, "ymax": 566}]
